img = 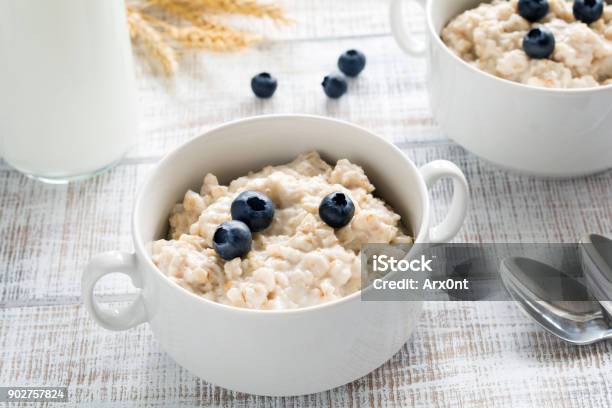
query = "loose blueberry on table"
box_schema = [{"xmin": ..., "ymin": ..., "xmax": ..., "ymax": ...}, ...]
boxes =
[
  {"xmin": 322, "ymin": 74, "xmax": 348, "ymax": 99},
  {"xmin": 319, "ymin": 192, "xmax": 355, "ymax": 229},
  {"xmin": 213, "ymin": 220, "xmax": 253, "ymax": 260},
  {"xmin": 338, "ymin": 49, "xmax": 366, "ymax": 77},
  {"xmin": 251, "ymin": 72, "xmax": 278, "ymax": 98},
  {"xmin": 573, "ymin": 0, "xmax": 604, "ymax": 24},
  {"xmin": 518, "ymin": 0, "xmax": 549, "ymax": 22},
  {"xmin": 523, "ymin": 27, "xmax": 556, "ymax": 59},
  {"xmin": 231, "ymin": 190, "xmax": 275, "ymax": 232}
]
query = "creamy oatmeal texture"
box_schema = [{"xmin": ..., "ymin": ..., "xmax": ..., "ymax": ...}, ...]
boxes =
[
  {"xmin": 151, "ymin": 152, "xmax": 412, "ymax": 310},
  {"xmin": 442, "ymin": 0, "xmax": 612, "ymax": 88}
]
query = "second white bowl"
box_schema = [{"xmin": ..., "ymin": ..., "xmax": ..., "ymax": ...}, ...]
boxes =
[{"xmin": 391, "ymin": 0, "xmax": 612, "ymax": 177}]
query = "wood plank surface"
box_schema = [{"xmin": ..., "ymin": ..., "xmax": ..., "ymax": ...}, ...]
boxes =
[
  {"xmin": 130, "ymin": 34, "xmax": 432, "ymax": 161},
  {"xmin": 222, "ymin": 0, "xmax": 406, "ymax": 41},
  {"xmin": 1, "ymin": 301, "xmax": 611, "ymax": 407},
  {"xmin": 1, "ymin": 0, "xmax": 611, "ymax": 406}
]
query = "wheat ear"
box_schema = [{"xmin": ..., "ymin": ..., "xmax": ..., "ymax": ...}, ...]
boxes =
[
  {"xmin": 127, "ymin": 7, "xmax": 178, "ymax": 73},
  {"xmin": 148, "ymin": 0, "xmax": 289, "ymax": 22}
]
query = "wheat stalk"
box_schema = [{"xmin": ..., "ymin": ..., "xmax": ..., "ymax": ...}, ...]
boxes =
[
  {"xmin": 126, "ymin": 0, "xmax": 288, "ymax": 74},
  {"xmin": 149, "ymin": 1, "xmax": 260, "ymax": 50},
  {"xmin": 127, "ymin": 6, "xmax": 178, "ymax": 74},
  {"xmin": 159, "ymin": 0, "xmax": 289, "ymax": 22}
]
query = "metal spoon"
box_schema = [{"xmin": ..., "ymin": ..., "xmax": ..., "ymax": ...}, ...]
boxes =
[
  {"xmin": 580, "ymin": 234, "xmax": 612, "ymax": 316},
  {"xmin": 500, "ymin": 257, "xmax": 612, "ymax": 345}
]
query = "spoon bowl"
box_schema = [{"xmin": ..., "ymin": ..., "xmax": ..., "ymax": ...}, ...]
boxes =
[
  {"xmin": 580, "ymin": 234, "xmax": 612, "ymax": 316},
  {"xmin": 500, "ymin": 257, "xmax": 612, "ymax": 345}
]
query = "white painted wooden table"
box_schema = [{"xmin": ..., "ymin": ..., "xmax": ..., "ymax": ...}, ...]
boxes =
[{"xmin": 1, "ymin": 1, "xmax": 611, "ymax": 406}]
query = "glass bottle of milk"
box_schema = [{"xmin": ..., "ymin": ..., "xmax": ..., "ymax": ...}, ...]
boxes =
[{"xmin": 0, "ymin": 0, "xmax": 139, "ymax": 183}]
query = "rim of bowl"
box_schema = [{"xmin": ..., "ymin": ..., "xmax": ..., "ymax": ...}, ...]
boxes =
[
  {"xmin": 132, "ymin": 114, "xmax": 430, "ymax": 316},
  {"xmin": 427, "ymin": 1, "xmax": 612, "ymax": 94}
]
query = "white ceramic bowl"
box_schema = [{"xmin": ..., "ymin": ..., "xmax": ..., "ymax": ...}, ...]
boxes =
[
  {"xmin": 391, "ymin": 0, "xmax": 612, "ymax": 177},
  {"xmin": 82, "ymin": 115, "xmax": 469, "ymax": 396}
]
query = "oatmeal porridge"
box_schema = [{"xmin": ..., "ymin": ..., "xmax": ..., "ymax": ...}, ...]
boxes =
[
  {"xmin": 442, "ymin": 0, "xmax": 612, "ymax": 88},
  {"xmin": 150, "ymin": 152, "xmax": 412, "ymax": 310}
]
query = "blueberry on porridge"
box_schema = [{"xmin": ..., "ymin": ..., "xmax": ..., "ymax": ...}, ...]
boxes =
[
  {"xmin": 573, "ymin": 0, "xmax": 604, "ymax": 24},
  {"xmin": 518, "ymin": 0, "xmax": 549, "ymax": 22},
  {"xmin": 150, "ymin": 152, "xmax": 412, "ymax": 310},
  {"xmin": 319, "ymin": 192, "xmax": 355, "ymax": 229},
  {"xmin": 231, "ymin": 190, "xmax": 276, "ymax": 232},
  {"xmin": 523, "ymin": 27, "xmax": 556, "ymax": 58},
  {"xmin": 213, "ymin": 220, "xmax": 252, "ymax": 261},
  {"xmin": 441, "ymin": 0, "xmax": 612, "ymax": 88}
]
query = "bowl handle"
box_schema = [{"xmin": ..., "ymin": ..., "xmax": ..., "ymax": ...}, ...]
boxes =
[
  {"xmin": 390, "ymin": 0, "xmax": 427, "ymax": 56},
  {"xmin": 82, "ymin": 251, "xmax": 148, "ymax": 331},
  {"xmin": 419, "ymin": 160, "xmax": 469, "ymax": 243}
]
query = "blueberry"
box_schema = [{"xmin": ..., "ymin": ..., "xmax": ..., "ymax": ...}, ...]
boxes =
[
  {"xmin": 518, "ymin": 0, "xmax": 549, "ymax": 22},
  {"xmin": 231, "ymin": 191, "xmax": 275, "ymax": 232},
  {"xmin": 573, "ymin": 0, "xmax": 603, "ymax": 24},
  {"xmin": 322, "ymin": 74, "xmax": 348, "ymax": 98},
  {"xmin": 319, "ymin": 192, "xmax": 355, "ymax": 229},
  {"xmin": 338, "ymin": 49, "xmax": 366, "ymax": 77},
  {"xmin": 251, "ymin": 72, "xmax": 277, "ymax": 98},
  {"xmin": 213, "ymin": 221, "xmax": 252, "ymax": 260},
  {"xmin": 523, "ymin": 28, "xmax": 555, "ymax": 59}
]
